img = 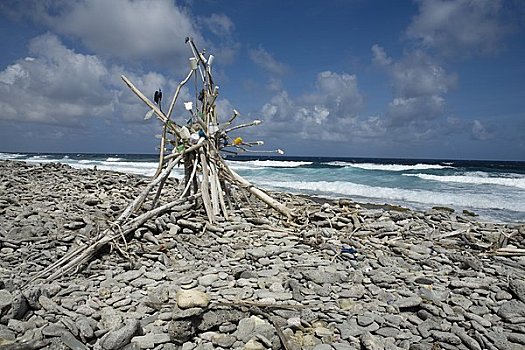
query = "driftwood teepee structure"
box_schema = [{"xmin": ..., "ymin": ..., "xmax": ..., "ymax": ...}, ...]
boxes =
[
  {"xmin": 121, "ymin": 37, "xmax": 292, "ymax": 223},
  {"xmin": 31, "ymin": 38, "xmax": 293, "ymax": 281}
]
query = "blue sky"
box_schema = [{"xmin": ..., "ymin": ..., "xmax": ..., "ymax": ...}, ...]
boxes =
[{"xmin": 0, "ymin": 0, "xmax": 524, "ymax": 160}]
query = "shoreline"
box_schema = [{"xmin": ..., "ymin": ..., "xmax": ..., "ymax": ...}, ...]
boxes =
[
  {"xmin": 1, "ymin": 159, "xmax": 525, "ymax": 349},
  {"xmin": 3, "ymin": 151, "xmax": 525, "ymax": 225}
]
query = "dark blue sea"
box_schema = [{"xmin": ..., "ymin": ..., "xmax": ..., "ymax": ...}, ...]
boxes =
[{"xmin": 2, "ymin": 152, "xmax": 524, "ymax": 224}]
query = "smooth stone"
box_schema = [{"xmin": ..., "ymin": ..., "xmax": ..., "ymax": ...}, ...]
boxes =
[
  {"xmin": 315, "ymin": 326, "xmax": 333, "ymax": 337},
  {"xmin": 357, "ymin": 315, "xmax": 374, "ymax": 327},
  {"xmin": 234, "ymin": 316, "xmax": 274, "ymax": 343},
  {"xmin": 144, "ymin": 271, "xmax": 166, "ymax": 281},
  {"xmin": 509, "ymin": 278, "xmax": 525, "ymax": 302},
  {"xmin": 375, "ymin": 326, "xmax": 399, "ymax": 338},
  {"xmin": 302, "ymin": 267, "xmax": 343, "ymax": 284},
  {"xmin": 339, "ymin": 285, "xmax": 366, "ymax": 299},
  {"xmin": 394, "ymin": 296, "xmax": 422, "ymax": 309},
  {"xmin": 76, "ymin": 305, "xmax": 95, "ymax": 316},
  {"xmin": 176, "ymin": 290, "xmax": 210, "ymax": 309},
  {"xmin": 42, "ymin": 324, "xmax": 69, "ymax": 337},
  {"xmin": 0, "ymin": 290, "xmax": 13, "ymax": 310},
  {"xmin": 198, "ymin": 275, "xmax": 218, "ymax": 287},
  {"xmin": 76, "ymin": 317, "xmax": 94, "ymax": 339},
  {"xmin": 6, "ymin": 290, "xmax": 28, "ymax": 319},
  {"xmin": 497, "ymin": 300, "xmax": 525, "ymax": 320},
  {"xmin": 115, "ymin": 269, "xmax": 144, "ymax": 283},
  {"xmin": 430, "ymin": 330, "xmax": 461, "ymax": 345},
  {"xmin": 61, "ymin": 331, "xmax": 89, "ymax": 350},
  {"xmin": 100, "ymin": 319, "xmax": 141, "ymax": 350},
  {"xmin": 131, "ymin": 333, "xmax": 170, "ymax": 349},
  {"xmin": 255, "ymin": 290, "xmax": 292, "ymax": 301},
  {"xmin": 172, "ymin": 307, "xmax": 204, "ymax": 320},
  {"xmin": 211, "ymin": 334, "xmax": 236, "ymax": 348}
]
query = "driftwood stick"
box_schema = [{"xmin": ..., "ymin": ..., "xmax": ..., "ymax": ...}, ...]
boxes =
[
  {"xmin": 199, "ymin": 150, "xmax": 215, "ymax": 223},
  {"xmin": 220, "ymin": 159, "xmax": 293, "ymax": 221},
  {"xmin": 492, "ymin": 248, "xmax": 525, "ymax": 256},
  {"xmin": 208, "ymin": 158, "xmax": 220, "ymax": 216},
  {"xmin": 212, "ymin": 164, "xmax": 229, "ymax": 220},
  {"xmin": 180, "ymin": 154, "xmax": 199, "ymax": 199},
  {"xmin": 433, "ymin": 228, "xmax": 469, "ymax": 240},
  {"xmin": 272, "ymin": 319, "xmax": 294, "ymax": 350},
  {"xmin": 166, "ymin": 69, "xmax": 194, "ymax": 120},
  {"xmin": 39, "ymin": 194, "xmax": 200, "ymax": 281},
  {"xmin": 121, "ymin": 193, "xmax": 200, "ymax": 233},
  {"xmin": 121, "ymin": 75, "xmax": 168, "ymax": 124},
  {"xmin": 164, "ymin": 141, "xmax": 207, "ymax": 161},
  {"xmin": 225, "ymin": 120, "xmax": 261, "ymax": 133},
  {"xmin": 154, "ymin": 70, "xmax": 193, "ymax": 177},
  {"xmin": 151, "ymin": 164, "xmax": 172, "ymax": 209},
  {"xmin": 154, "ymin": 125, "xmax": 169, "ymax": 178},
  {"xmin": 117, "ymin": 156, "xmax": 181, "ymax": 227}
]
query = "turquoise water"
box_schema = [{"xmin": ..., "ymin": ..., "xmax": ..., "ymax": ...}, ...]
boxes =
[{"xmin": 2, "ymin": 152, "xmax": 524, "ymax": 223}]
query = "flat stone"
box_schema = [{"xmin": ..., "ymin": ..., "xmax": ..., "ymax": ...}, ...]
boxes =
[
  {"xmin": 313, "ymin": 344, "xmax": 334, "ymax": 350},
  {"xmin": 172, "ymin": 306, "xmax": 204, "ymax": 320},
  {"xmin": 315, "ymin": 326, "xmax": 333, "ymax": 337},
  {"xmin": 234, "ymin": 316, "xmax": 274, "ymax": 343},
  {"xmin": 76, "ymin": 317, "xmax": 94, "ymax": 339},
  {"xmin": 360, "ymin": 331, "xmax": 383, "ymax": 350},
  {"xmin": 144, "ymin": 271, "xmax": 166, "ymax": 281},
  {"xmin": 61, "ymin": 331, "xmax": 89, "ymax": 350},
  {"xmin": 302, "ymin": 267, "xmax": 343, "ymax": 284},
  {"xmin": 339, "ymin": 285, "xmax": 366, "ymax": 299},
  {"xmin": 244, "ymin": 339, "xmax": 265, "ymax": 350},
  {"xmin": 375, "ymin": 326, "xmax": 399, "ymax": 338},
  {"xmin": 42, "ymin": 324, "xmax": 69, "ymax": 337},
  {"xmin": 198, "ymin": 274, "xmax": 218, "ymax": 287},
  {"xmin": 131, "ymin": 333, "xmax": 170, "ymax": 349},
  {"xmin": 176, "ymin": 289, "xmax": 210, "ymax": 309},
  {"xmin": 0, "ymin": 290, "xmax": 13, "ymax": 310},
  {"xmin": 255, "ymin": 290, "xmax": 292, "ymax": 301},
  {"xmin": 246, "ymin": 247, "xmax": 269, "ymax": 259},
  {"xmin": 430, "ymin": 330, "xmax": 461, "ymax": 345},
  {"xmin": 394, "ymin": 296, "xmax": 422, "ymax": 309},
  {"xmin": 198, "ymin": 309, "xmax": 247, "ymax": 331},
  {"xmin": 211, "ymin": 334, "xmax": 236, "ymax": 348},
  {"xmin": 509, "ymin": 278, "xmax": 525, "ymax": 303},
  {"xmin": 497, "ymin": 300, "xmax": 525, "ymax": 320},
  {"xmin": 115, "ymin": 269, "xmax": 144, "ymax": 283},
  {"xmin": 357, "ymin": 315, "xmax": 374, "ymax": 327},
  {"xmin": 336, "ymin": 319, "xmax": 379, "ymax": 339},
  {"xmin": 100, "ymin": 319, "xmax": 141, "ymax": 350},
  {"xmin": 76, "ymin": 304, "xmax": 95, "ymax": 316}
]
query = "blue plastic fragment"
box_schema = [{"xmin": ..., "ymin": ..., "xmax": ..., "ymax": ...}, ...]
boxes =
[{"xmin": 341, "ymin": 247, "xmax": 357, "ymax": 254}]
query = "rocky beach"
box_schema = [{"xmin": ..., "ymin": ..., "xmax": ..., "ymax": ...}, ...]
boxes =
[{"xmin": 1, "ymin": 159, "xmax": 525, "ymax": 350}]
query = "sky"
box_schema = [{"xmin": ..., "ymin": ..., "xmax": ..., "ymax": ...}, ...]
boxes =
[{"xmin": 0, "ymin": 0, "xmax": 524, "ymax": 160}]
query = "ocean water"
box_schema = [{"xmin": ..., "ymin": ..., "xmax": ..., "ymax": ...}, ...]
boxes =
[{"xmin": 2, "ymin": 152, "xmax": 524, "ymax": 224}]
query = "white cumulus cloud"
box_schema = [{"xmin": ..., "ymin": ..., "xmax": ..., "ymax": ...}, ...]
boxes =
[
  {"xmin": 249, "ymin": 46, "xmax": 289, "ymax": 76},
  {"xmin": 256, "ymin": 71, "xmax": 374, "ymax": 142},
  {"xmin": 407, "ymin": 0, "xmax": 510, "ymax": 57}
]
